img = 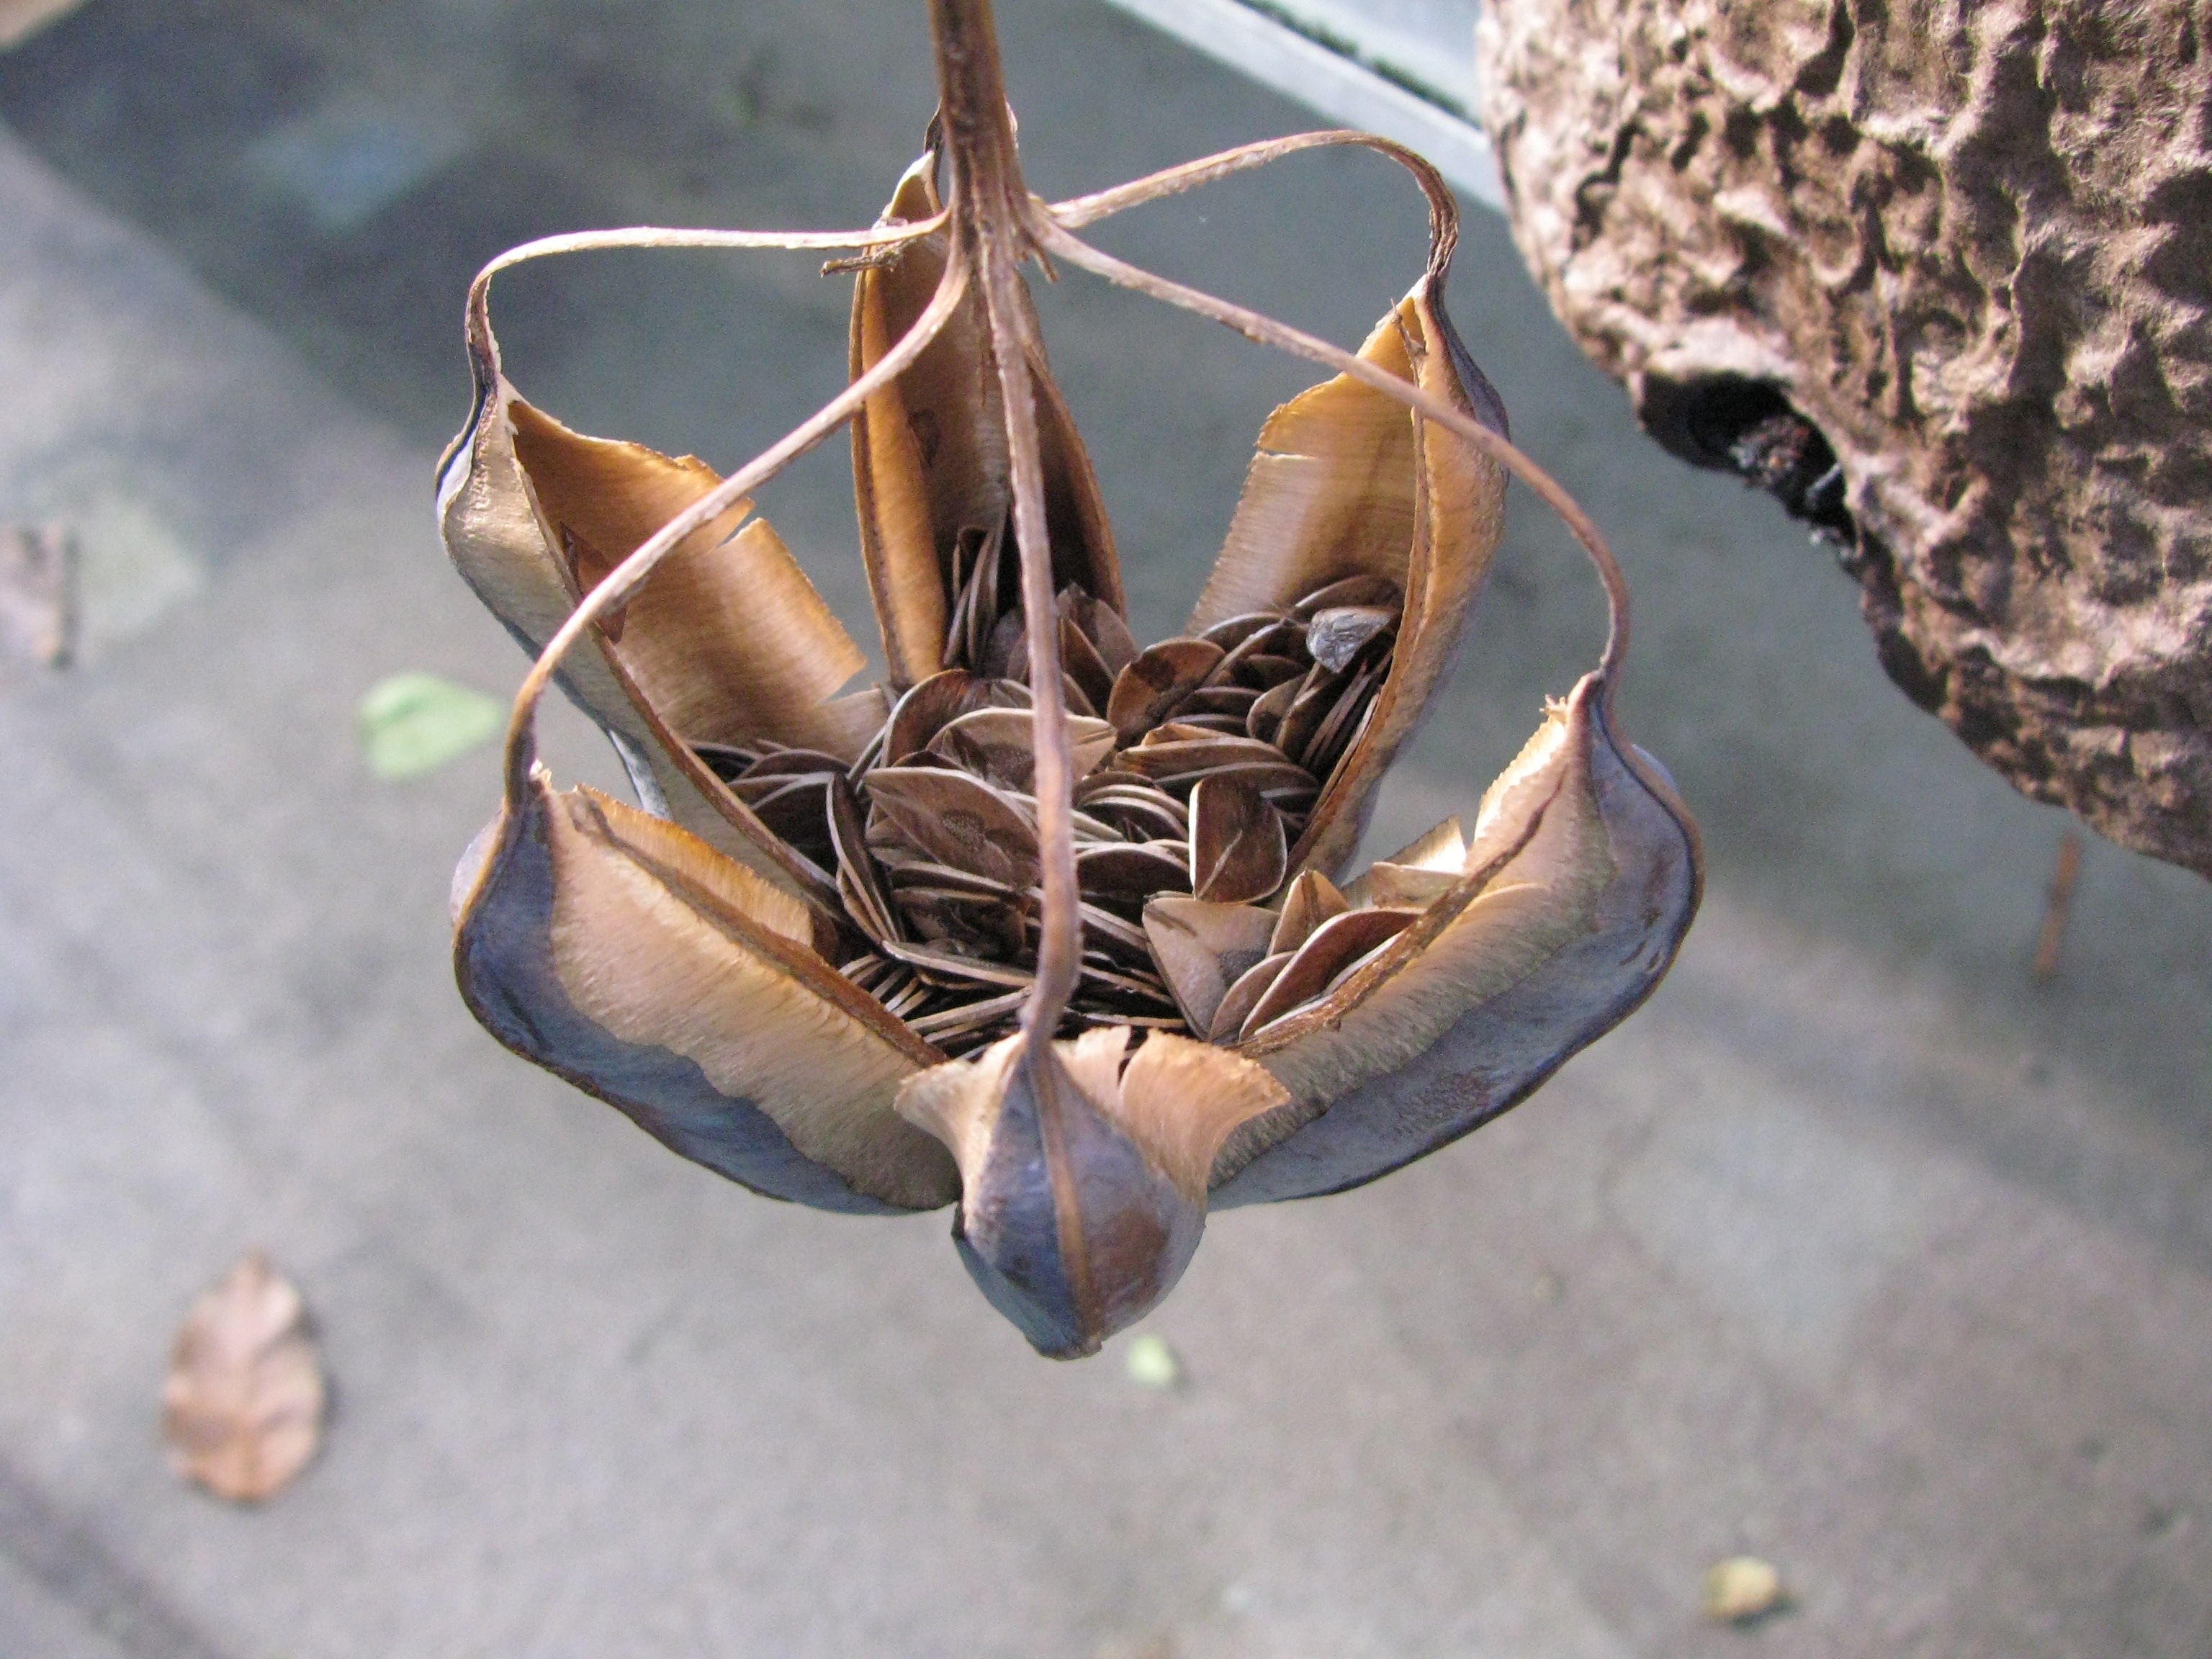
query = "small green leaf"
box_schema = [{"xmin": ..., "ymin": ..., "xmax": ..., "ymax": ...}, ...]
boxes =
[
  {"xmin": 358, "ymin": 672, "xmax": 505, "ymax": 780},
  {"xmin": 1123, "ymin": 1332, "xmax": 1182, "ymax": 1389}
]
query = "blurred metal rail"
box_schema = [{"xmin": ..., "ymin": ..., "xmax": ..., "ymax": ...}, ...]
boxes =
[{"xmin": 1099, "ymin": 0, "xmax": 1503, "ymax": 208}]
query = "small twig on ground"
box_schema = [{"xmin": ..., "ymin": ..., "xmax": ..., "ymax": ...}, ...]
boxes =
[
  {"xmin": 2032, "ymin": 832, "xmax": 2083, "ymax": 983},
  {"xmin": 0, "ymin": 523, "xmax": 76, "ymax": 668}
]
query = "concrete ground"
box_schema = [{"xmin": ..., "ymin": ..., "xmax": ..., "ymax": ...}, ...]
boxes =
[{"xmin": 1, "ymin": 1, "xmax": 2208, "ymax": 1655}]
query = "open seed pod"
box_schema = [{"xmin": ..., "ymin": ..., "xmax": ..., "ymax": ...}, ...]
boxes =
[{"xmin": 445, "ymin": 0, "xmax": 1702, "ymax": 1357}]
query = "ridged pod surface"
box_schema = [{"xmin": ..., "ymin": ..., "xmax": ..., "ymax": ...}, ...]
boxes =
[{"xmin": 1480, "ymin": 0, "xmax": 2212, "ymax": 877}]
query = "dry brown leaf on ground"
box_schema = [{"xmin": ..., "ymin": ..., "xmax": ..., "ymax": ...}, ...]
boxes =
[{"xmin": 161, "ymin": 1252, "xmax": 325, "ymax": 1502}]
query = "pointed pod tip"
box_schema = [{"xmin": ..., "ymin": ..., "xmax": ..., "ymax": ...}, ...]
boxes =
[{"xmin": 900, "ymin": 1030, "xmax": 1277, "ymax": 1357}]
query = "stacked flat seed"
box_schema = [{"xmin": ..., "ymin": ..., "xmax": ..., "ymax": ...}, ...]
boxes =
[{"xmin": 694, "ymin": 525, "xmax": 1405, "ymax": 1056}]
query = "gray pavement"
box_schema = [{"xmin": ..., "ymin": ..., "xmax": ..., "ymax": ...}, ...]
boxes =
[{"xmin": 1, "ymin": 2, "xmax": 2209, "ymax": 1655}]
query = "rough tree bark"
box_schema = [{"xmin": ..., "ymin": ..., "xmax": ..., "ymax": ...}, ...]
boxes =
[{"xmin": 1478, "ymin": 0, "xmax": 2212, "ymax": 878}]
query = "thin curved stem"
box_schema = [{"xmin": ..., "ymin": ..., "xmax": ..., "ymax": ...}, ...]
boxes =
[
  {"xmin": 928, "ymin": 0, "xmax": 1102, "ymax": 1344},
  {"xmin": 983, "ymin": 260, "xmax": 1080, "ymax": 1045},
  {"xmin": 1048, "ymin": 129, "xmax": 1457, "ymax": 273},
  {"xmin": 465, "ymin": 217, "xmax": 947, "ymax": 368},
  {"xmin": 1034, "ymin": 221, "xmax": 1632, "ymax": 691},
  {"xmin": 484, "ymin": 218, "xmax": 948, "ymax": 274},
  {"xmin": 925, "ymin": 0, "xmax": 1076, "ymax": 1041},
  {"xmin": 500, "ymin": 251, "xmax": 974, "ymax": 796}
]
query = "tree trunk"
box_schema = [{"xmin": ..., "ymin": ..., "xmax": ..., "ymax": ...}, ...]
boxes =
[{"xmin": 1479, "ymin": 0, "xmax": 2212, "ymax": 878}]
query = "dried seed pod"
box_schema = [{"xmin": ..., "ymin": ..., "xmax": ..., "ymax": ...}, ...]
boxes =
[
  {"xmin": 1210, "ymin": 675, "xmax": 1700, "ymax": 1203},
  {"xmin": 849, "ymin": 155, "xmax": 1122, "ymax": 689},
  {"xmin": 1185, "ymin": 239, "xmax": 1509, "ymax": 876},
  {"xmin": 440, "ymin": 320, "xmax": 883, "ymax": 904},
  {"xmin": 445, "ymin": 0, "xmax": 1699, "ymax": 1358},
  {"xmin": 454, "ymin": 771, "xmax": 957, "ymax": 1212}
]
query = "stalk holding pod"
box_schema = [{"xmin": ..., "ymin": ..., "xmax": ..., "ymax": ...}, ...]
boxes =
[{"xmin": 442, "ymin": 0, "xmax": 1702, "ymax": 1357}]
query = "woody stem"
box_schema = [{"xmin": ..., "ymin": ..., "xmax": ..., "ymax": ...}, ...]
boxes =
[
  {"xmin": 928, "ymin": 0, "xmax": 1030, "ymax": 237},
  {"xmin": 929, "ymin": 0, "xmax": 1080, "ymax": 1044},
  {"xmin": 986, "ymin": 271, "xmax": 1081, "ymax": 1044}
]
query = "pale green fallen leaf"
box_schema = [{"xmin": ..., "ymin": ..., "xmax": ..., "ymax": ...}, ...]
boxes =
[
  {"xmin": 359, "ymin": 672, "xmax": 504, "ymax": 780},
  {"xmin": 1702, "ymin": 1556, "xmax": 1787, "ymax": 1624},
  {"xmin": 1123, "ymin": 1333, "xmax": 1182, "ymax": 1389}
]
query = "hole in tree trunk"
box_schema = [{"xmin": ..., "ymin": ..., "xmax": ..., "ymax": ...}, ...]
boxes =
[{"xmin": 1637, "ymin": 375, "xmax": 1856, "ymax": 545}]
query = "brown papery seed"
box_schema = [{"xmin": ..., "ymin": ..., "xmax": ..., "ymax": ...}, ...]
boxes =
[
  {"xmin": 1058, "ymin": 611, "xmax": 1118, "ymax": 714},
  {"xmin": 1200, "ymin": 610, "xmax": 1290, "ymax": 650},
  {"xmin": 1246, "ymin": 676, "xmax": 1299, "ymax": 744},
  {"xmin": 1305, "ymin": 605, "xmax": 1398, "ymax": 673},
  {"xmin": 1269, "ymin": 868, "xmax": 1350, "ymax": 955},
  {"xmin": 1107, "ymin": 638, "xmax": 1224, "ymax": 742},
  {"xmin": 1077, "ymin": 842, "xmax": 1193, "ymax": 907},
  {"xmin": 1292, "ymin": 574, "xmax": 1402, "ymax": 619},
  {"xmin": 1239, "ymin": 907, "xmax": 1422, "ymax": 1036},
  {"xmin": 1060, "ymin": 586, "xmax": 1140, "ymax": 677},
  {"xmin": 1210, "ymin": 950, "xmax": 1293, "ymax": 1043},
  {"xmin": 1141, "ymin": 896, "xmax": 1277, "ymax": 1034},
  {"xmin": 1190, "ymin": 775, "xmax": 1288, "ymax": 905},
  {"xmin": 866, "ymin": 767, "xmax": 1040, "ymax": 889}
]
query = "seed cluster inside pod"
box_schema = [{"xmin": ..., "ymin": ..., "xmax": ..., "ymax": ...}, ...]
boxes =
[{"xmin": 688, "ymin": 567, "xmax": 1411, "ymax": 1056}]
